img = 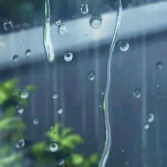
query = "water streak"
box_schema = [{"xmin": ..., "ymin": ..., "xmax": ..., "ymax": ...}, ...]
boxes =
[
  {"xmin": 43, "ymin": 0, "xmax": 55, "ymax": 62},
  {"xmin": 99, "ymin": 1, "xmax": 122, "ymax": 167}
]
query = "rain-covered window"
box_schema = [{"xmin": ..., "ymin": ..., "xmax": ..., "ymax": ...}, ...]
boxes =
[{"xmin": 0, "ymin": 0, "xmax": 166, "ymax": 167}]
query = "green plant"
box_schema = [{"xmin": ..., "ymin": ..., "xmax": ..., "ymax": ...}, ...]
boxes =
[
  {"xmin": 32, "ymin": 123, "xmax": 99, "ymax": 167},
  {"xmin": 0, "ymin": 78, "xmax": 36, "ymax": 167}
]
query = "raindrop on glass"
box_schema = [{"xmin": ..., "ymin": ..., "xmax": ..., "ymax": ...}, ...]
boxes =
[
  {"xmin": 25, "ymin": 49, "xmax": 31, "ymax": 57},
  {"xmin": 13, "ymin": 55, "xmax": 20, "ymax": 63},
  {"xmin": 50, "ymin": 142, "xmax": 58, "ymax": 152},
  {"xmin": 58, "ymin": 24, "xmax": 67, "ymax": 35},
  {"xmin": 147, "ymin": 113, "xmax": 154, "ymax": 123},
  {"xmin": 59, "ymin": 159, "xmax": 65, "ymax": 166},
  {"xmin": 156, "ymin": 84, "xmax": 160, "ymax": 88},
  {"xmin": 57, "ymin": 108, "xmax": 63, "ymax": 114},
  {"xmin": 19, "ymin": 87, "xmax": 29, "ymax": 99},
  {"xmin": 16, "ymin": 105, "xmax": 24, "ymax": 114},
  {"xmin": 99, "ymin": 105, "xmax": 102, "ymax": 108},
  {"xmin": 80, "ymin": 4, "xmax": 89, "ymax": 14},
  {"xmin": 15, "ymin": 139, "xmax": 25, "ymax": 149},
  {"xmin": 156, "ymin": 62, "xmax": 162, "ymax": 71},
  {"xmin": 101, "ymin": 92, "xmax": 104, "ymax": 95},
  {"xmin": 52, "ymin": 92, "xmax": 58, "ymax": 99},
  {"xmin": 64, "ymin": 52, "xmax": 73, "ymax": 62},
  {"xmin": 89, "ymin": 14, "xmax": 102, "ymax": 29},
  {"xmin": 3, "ymin": 20, "xmax": 13, "ymax": 31},
  {"xmin": 55, "ymin": 18, "xmax": 61, "ymax": 26},
  {"xmin": 88, "ymin": 71, "xmax": 95, "ymax": 81},
  {"xmin": 133, "ymin": 88, "xmax": 141, "ymax": 98},
  {"xmin": 144, "ymin": 124, "xmax": 149, "ymax": 130},
  {"xmin": 119, "ymin": 41, "xmax": 130, "ymax": 52},
  {"xmin": 33, "ymin": 117, "xmax": 39, "ymax": 125}
]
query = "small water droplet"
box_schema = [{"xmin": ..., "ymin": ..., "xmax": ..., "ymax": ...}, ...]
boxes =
[
  {"xmin": 19, "ymin": 87, "xmax": 29, "ymax": 99},
  {"xmin": 144, "ymin": 124, "xmax": 149, "ymax": 130},
  {"xmin": 4, "ymin": 20, "xmax": 13, "ymax": 31},
  {"xmin": 16, "ymin": 139, "xmax": 25, "ymax": 149},
  {"xmin": 156, "ymin": 62, "xmax": 162, "ymax": 71},
  {"xmin": 133, "ymin": 88, "xmax": 141, "ymax": 98},
  {"xmin": 122, "ymin": 150, "xmax": 125, "ymax": 153},
  {"xmin": 57, "ymin": 108, "xmax": 63, "ymax": 114},
  {"xmin": 33, "ymin": 117, "xmax": 39, "ymax": 125},
  {"xmin": 16, "ymin": 105, "xmax": 24, "ymax": 114},
  {"xmin": 101, "ymin": 92, "xmax": 104, "ymax": 95},
  {"xmin": 89, "ymin": 14, "xmax": 102, "ymax": 29},
  {"xmin": 50, "ymin": 127, "xmax": 53, "ymax": 129},
  {"xmin": 152, "ymin": 72, "xmax": 155, "ymax": 75},
  {"xmin": 147, "ymin": 113, "xmax": 154, "ymax": 123},
  {"xmin": 156, "ymin": 84, "xmax": 160, "ymax": 88},
  {"xmin": 55, "ymin": 18, "xmax": 61, "ymax": 26},
  {"xmin": 119, "ymin": 41, "xmax": 130, "ymax": 52},
  {"xmin": 88, "ymin": 71, "xmax": 95, "ymax": 81},
  {"xmin": 64, "ymin": 52, "xmax": 73, "ymax": 62},
  {"xmin": 25, "ymin": 49, "xmax": 31, "ymax": 57},
  {"xmin": 80, "ymin": 4, "xmax": 89, "ymax": 14},
  {"xmin": 99, "ymin": 105, "xmax": 102, "ymax": 108},
  {"xmin": 13, "ymin": 55, "xmax": 20, "ymax": 63},
  {"xmin": 59, "ymin": 159, "xmax": 65, "ymax": 166},
  {"xmin": 58, "ymin": 24, "xmax": 67, "ymax": 35},
  {"xmin": 50, "ymin": 142, "xmax": 58, "ymax": 152},
  {"xmin": 52, "ymin": 92, "xmax": 58, "ymax": 99}
]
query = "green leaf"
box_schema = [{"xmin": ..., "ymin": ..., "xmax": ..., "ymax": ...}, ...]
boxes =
[
  {"xmin": 3, "ymin": 78, "xmax": 17, "ymax": 90},
  {"xmin": 89, "ymin": 153, "xmax": 99, "ymax": 164},
  {"xmin": 32, "ymin": 142, "xmax": 46, "ymax": 155},
  {"xmin": 25, "ymin": 85, "xmax": 37, "ymax": 91},
  {"xmin": 71, "ymin": 154, "xmax": 84, "ymax": 165},
  {"xmin": 0, "ymin": 89, "xmax": 9, "ymax": 104},
  {"xmin": 4, "ymin": 107, "xmax": 16, "ymax": 118},
  {"xmin": 62, "ymin": 127, "xmax": 72, "ymax": 137}
]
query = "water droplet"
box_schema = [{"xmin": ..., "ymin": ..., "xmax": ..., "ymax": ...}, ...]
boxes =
[
  {"xmin": 55, "ymin": 18, "xmax": 61, "ymax": 26},
  {"xmin": 144, "ymin": 124, "xmax": 149, "ymax": 130},
  {"xmin": 156, "ymin": 84, "xmax": 160, "ymax": 88},
  {"xmin": 101, "ymin": 92, "xmax": 104, "ymax": 95},
  {"xmin": 50, "ymin": 127, "xmax": 53, "ymax": 129},
  {"xmin": 80, "ymin": 4, "xmax": 89, "ymax": 14},
  {"xmin": 15, "ymin": 139, "xmax": 25, "ymax": 149},
  {"xmin": 52, "ymin": 92, "xmax": 58, "ymax": 99},
  {"xmin": 88, "ymin": 71, "xmax": 95, "ymax": 81},
  {"xmin": 13, "ymin": 55, "xmax": 20, "ymax": 63},
  {"xmin": 19, "ymin": 87, "xmax": 29, "ymax": 99},
  {"xmin": 3, "ymin": 20, "xmax": 13, "ymax": 31},
  {"xmin": 89, "ymin": 14, "xmax": 102, "ymax": 29},
  {"xmin": 64, "ymin": 52, "xmax": 73, "ymax": 62},
  {"xmin": 58, "ymin": 24, "xmax": 67, "ymax": 35},
  {"xmin": 16, "ymin": 105, "xmax": 24, "ymax": 114},
  {"xmin": 119, "ymin": 41, "xmax": 130, "ymax": 52},
  {"xmin": 152, "ymin": 72, "xmax": 155, "ymax": 75},
  {"xmin": 99, "ymin": 105, "xmax": 102, "ymax": 108},
  {"xmin": 57, "ymin": 108, "xmax": 63, "ymax": 114},
  {"xmin": 156, "ymin": 62, "xmax": 162, "ymax": 71},
  {"xmin": 147, "ymin": 113, "xmax": 154, "ymax": 123},
  {"xmin": 50, "ymin": 142, "xmax": 58, "ymax": 152},
  {"xmin": 25, "ymin": 49, "xmax": 31, "ymax": 57},
  {"xmin": 133, "ymin": 88, "xmax": 141, "ymax": 98},
  {"xmin": 59, "ymin": 159, "xmax": 65, "ymax": 166},
  {"xmin": 33, "ymin": 117, "xmax": 39, "ymax": 125}
]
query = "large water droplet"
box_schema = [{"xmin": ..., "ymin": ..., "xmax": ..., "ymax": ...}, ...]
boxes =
[
  {"xmin": 156, "ymin": 62, "xmax": 162, "ymax": 71},
  {"xmin": 57, "ymin": 108, "xmax": 63, "ymax": 114},
  {"xmin": 133, "ymin": 88, "xmax": 141, "ymax": 98},
  {"xmin": 52, "ymin": 92, "xmax": 58, "ymax": 99},
  {"xmin": 88, "ymin": 71, "xmax": 95, "ymax": 81},
  {"xmin": 55, "ymin": 18, "xmax": 62, "ymax": 26},
  {"xmin": 58, "ymin": 24, "xmax": 67, "ymax": 35},
  {"xmin": 15, "ymin": 139, "xmax": 25, "ymax": 149},
  {"xmin": 119, "ymin": 41, "xmax": 130, "ymax": 52},
  {"xmin": 147, "ymin": 113, "xmax": 154, "ymax": 123},
  {"xmin": 89, "ymin": 14, "xmax": 102, "ymax": 29},
  {"xmin": 13, "ymin": 55, "xmax": 20, "ymax": 63},
  {"xmin": 19, "ymin": 87, "xmax": 29, "ymax": 99},
  {"xmin": 80, "ymin": 4, "xmax": 89, "ymax": 14},
  {"xmin": 25, "ymin": 49, "xmax": 31, "ymax": 57},
  {"xmin": 3, "ymin": 20, "xmax": 13, "ymax": 31},
  {"xmin": 64, "ymin": 52, "xmax": 73, "ymax": 62},
  {"xmin": 33, "ymin": 117, "xmax": 39, "ymax": 125},
  {"xmin": 144, "ymin": 124, "xmax": 149, "ymax": 130},
  {"xmin": 16, "ymin": 105, "xmax": 24, "ymax": 114},
  {"xmin": 50, "ymin": 142, "xmax": 58, "ymax": 152}
]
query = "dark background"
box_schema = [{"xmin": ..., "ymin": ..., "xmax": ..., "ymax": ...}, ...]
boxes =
[{"xmin": 0, "ymin": 0, "xmax": 167, "ymax": 167}]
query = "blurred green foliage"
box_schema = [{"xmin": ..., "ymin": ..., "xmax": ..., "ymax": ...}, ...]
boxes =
[
  {"xmin": 0, "ymin": 78, "xmax": 35, "ymax": 167},
  {"xmin": 32, "ymin": 123, "xmax": 99, "ymax": 167}
]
